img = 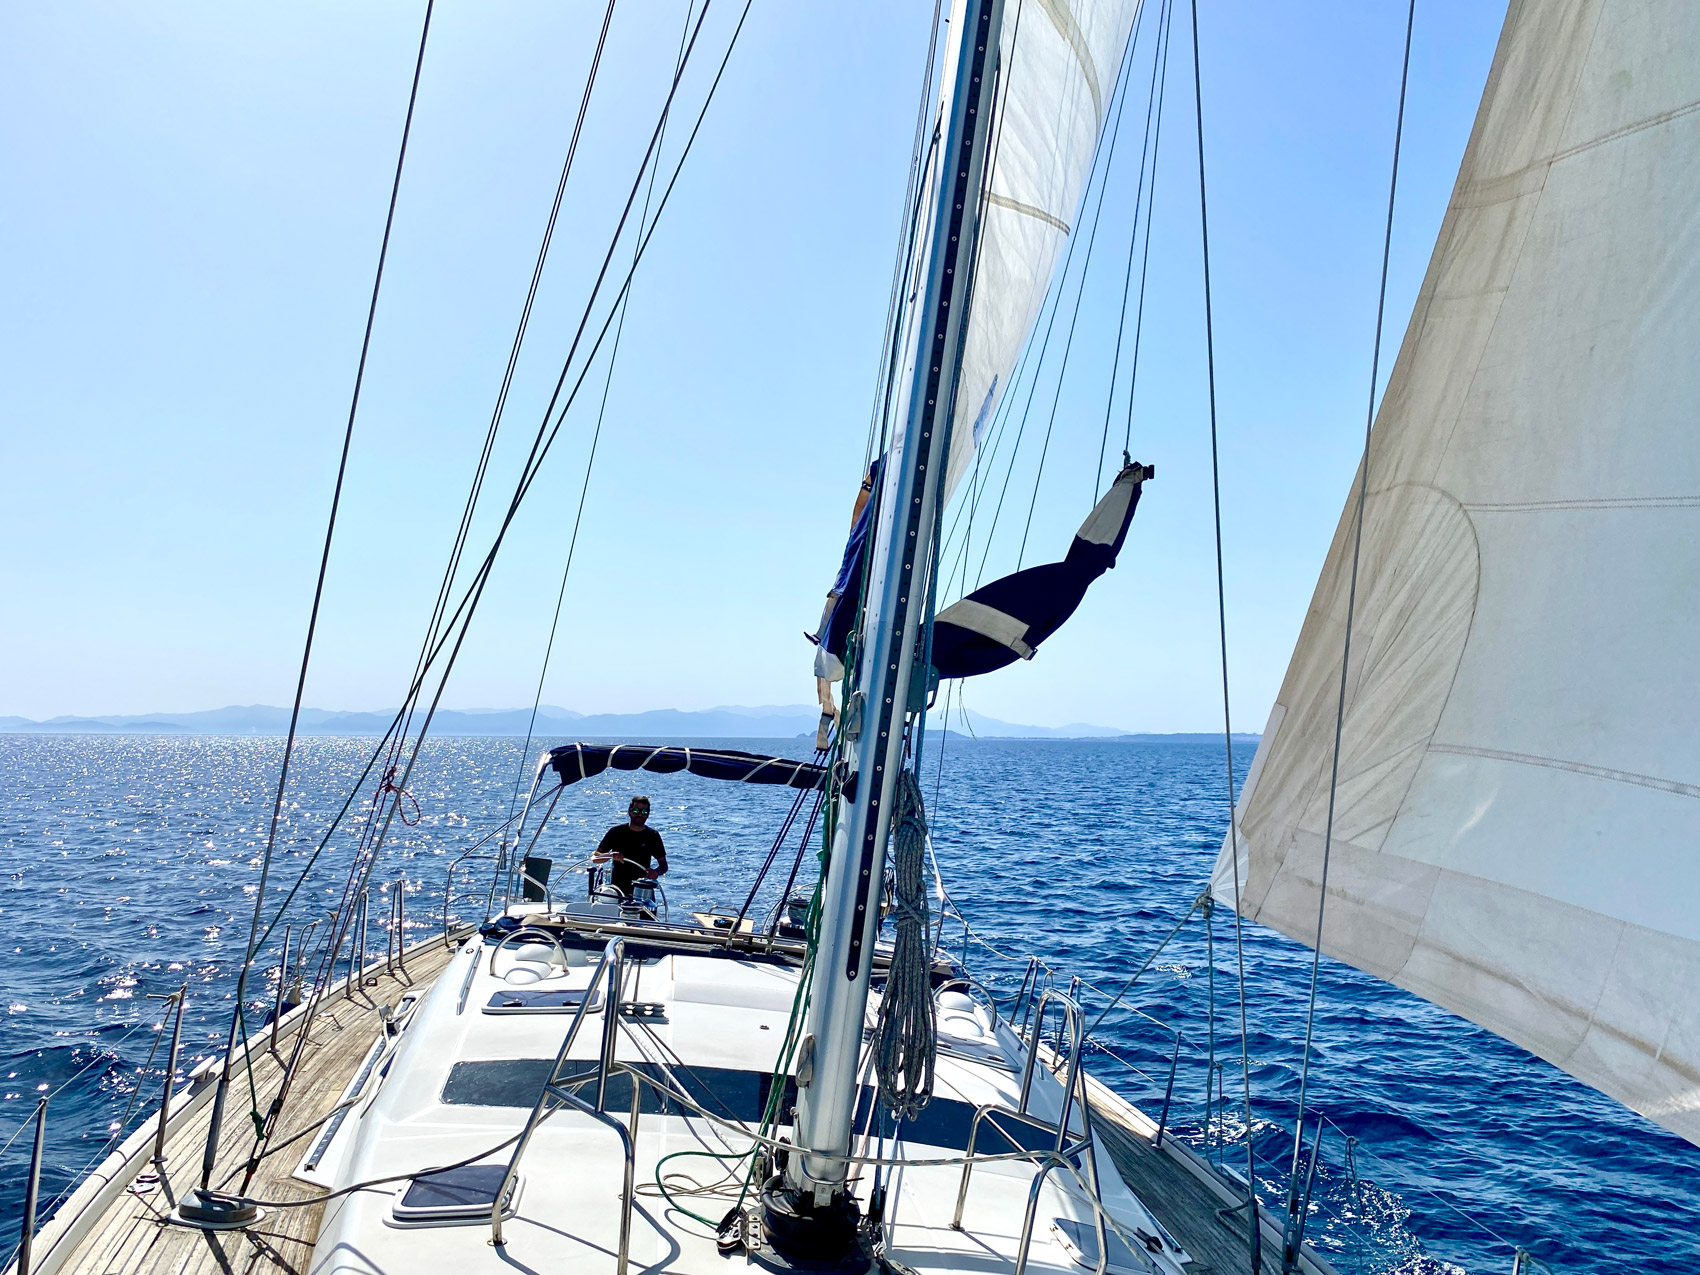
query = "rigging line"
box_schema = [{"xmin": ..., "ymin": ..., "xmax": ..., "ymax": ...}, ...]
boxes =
[
  {"xmin": 199, "ymin": 0, "xmax": 436, "ymax": 1195},
  {"xmin": 765, "ymin": 785, "xmax": 828, "ymax": 943},
  {"xmin": 0, "ymin": 1016, "xmax": 159, "ymax": 1154},
  {"xmin": 288, "ymin": 1, "xmax": 759, "ymax": 1022},
  {"xmin": 247, "ymin": 0, "xmax": 630, "ymax": 963},
  {"xmin": 871, "ymin": 128, "xmax": 940, "ymax": 470},
  {"xmin": 937, "ymin": 268, "xmax": 1038, "ymax": 587},
  {"xmin": 1119, "ymin": 0, "xmax": 1173, "ymax": 461},
  {"xmin": 1094, "ymin": 0, "xmax": 1172, "ymax": 500},
  {"xmin": 1013, "ymin": 0, "xmax": 1148, "ymax": 570},
  {"xmin": 936, "ymin": 0, "xmax": 1035, "ymax": 586},
  {"xmin": 933, "ymin": 0, "xmax": 1026, "ymax": 532},
  {"xmin": 256, "ymin": 0, "xmax": 751, "ymax": 1027},
  {"xmin": 1188, "ymin": 2, "xmax": 1259, "ymax": 1267},
  {"xmin": 1081, "ymin": 889, "xmax": 1204, "ymax": 1039},
  {"xmin": 867, "ymin": 0, "xmax": 951, "ymax": 470},
  {"xmin": 400, "ymin": 0, "xmax": 620, "ymax": 758},
  {"xmin": 967, "ymin": 28, "xmax": 1103, "ymax": 589},
  {"xmin": 735, "ymin": 770, "xmax": 826, "ymax": 933},
  {"xmin": 307, "ymin": 0, "xmax": 739, "ymax": 916},
  {"xmin": 506, "ymin": 0, "xmax": 693, "ymax": 820},
  {"xmin": 961, "ymin": 0, "xmax": 1144, "ymax": 592},
  {"xmin": 1285, "ymin": 0, "xmax": 1416, "ymax": 1216},
  {"xmin": 966, "ymin": 187, "xmax": 1095, "ymax": 586}
]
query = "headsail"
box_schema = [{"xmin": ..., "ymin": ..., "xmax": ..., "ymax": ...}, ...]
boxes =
[
  {"xmin": 943, "ymin": 0, "xmax": 1145, "ymax": 499},
  {"xmin": 1212, "ymin": 0, "xmax": 1700, "ymax": 1145}
]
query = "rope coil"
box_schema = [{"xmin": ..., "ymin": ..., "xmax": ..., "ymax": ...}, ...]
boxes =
[{"xmin": 874, "ymin": 770, "xmax": 936, "ymax": 1121}]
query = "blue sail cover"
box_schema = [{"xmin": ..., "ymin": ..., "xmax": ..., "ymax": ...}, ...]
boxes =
[
  {"xmin": 548, "ymin": 743, "xmax": 826, "ymax": 791},
  {"xmin": 930, "ymin": 462, "xmax": 1150, "ymax": 679},
  {"xmin": 817, "ymin": 459, "xmax": 882, "ymax": 664}
]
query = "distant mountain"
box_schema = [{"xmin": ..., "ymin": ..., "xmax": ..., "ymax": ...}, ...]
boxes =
[
  {"xmin": 954, "ymin": 711, "xmax": 1129, "ymax": 739},
  {"xmin": 0, "ymin": 704, "xmax": 1253, "ymax": 742},
  {"xmin": 1115, "ymin": 732, "xmax": 1263, "ymax": 744}
]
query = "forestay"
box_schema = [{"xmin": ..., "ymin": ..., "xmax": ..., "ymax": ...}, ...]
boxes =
[
  {"xmin": 1211, "ymin": 0, "xmax": 1700, "ymax": 1145},
  {"xmin": 941, "ymin": 0, "xmax": 1144, "ymax": 499}
]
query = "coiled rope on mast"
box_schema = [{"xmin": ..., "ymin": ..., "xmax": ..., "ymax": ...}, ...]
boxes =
[{"xmin": 874, "ymin": 769, "xmax": 936, "ymax": 1121}]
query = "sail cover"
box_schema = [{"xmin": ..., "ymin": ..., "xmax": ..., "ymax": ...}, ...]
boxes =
[
  {"xmin": 941, "ymin": 0, "xmax": 1145, "ymax": 499},
  {"xmin": 1212, "ymin": 0, "xmax": 1700, "ymax": 1145},
  {"xmin": 931, "ymin": 461, "xmax": 1148, "ymax": 677},
  {"xmin": 548, "ymin": 744, "xmax": 826, "ymax": 791}
]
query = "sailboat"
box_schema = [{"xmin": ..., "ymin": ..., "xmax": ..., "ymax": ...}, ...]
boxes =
[{"xmin": 5, "ymin": 1, "xmax": 1693, "ymax": 1275}]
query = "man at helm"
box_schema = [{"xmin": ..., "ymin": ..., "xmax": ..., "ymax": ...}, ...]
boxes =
[{"xmin": 593, "ymin": 795, "xmax": 668, "ymax": 898}]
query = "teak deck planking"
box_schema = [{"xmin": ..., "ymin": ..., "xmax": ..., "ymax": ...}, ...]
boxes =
[{"xmin": 51, "ymin": 939, "xmax": 458, "ymax": 1275}]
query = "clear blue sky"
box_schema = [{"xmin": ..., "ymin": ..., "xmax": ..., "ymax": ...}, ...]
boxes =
[{"xmin": 0, "ymin": 0, "xmax": 1506, "ymax": 731}]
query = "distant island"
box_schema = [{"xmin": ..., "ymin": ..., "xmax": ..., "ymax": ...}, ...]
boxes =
[{"xmin": 0, "ymin": 703, "xmax": 1259, "ymax": 744}]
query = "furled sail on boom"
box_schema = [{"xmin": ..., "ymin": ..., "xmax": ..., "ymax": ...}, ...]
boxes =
[{"xmin": 1212, "ymin": 0, "xmax": 1700, "ymax": 1146}]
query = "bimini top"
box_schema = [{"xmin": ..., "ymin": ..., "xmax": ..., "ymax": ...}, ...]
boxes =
[{"xmin": 547, "ymin": 743, "xmax": 826, "ymax": 791}]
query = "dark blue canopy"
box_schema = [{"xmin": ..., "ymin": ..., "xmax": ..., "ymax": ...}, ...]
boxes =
[{"xmin": 547, "ymin": 743, "xmax": 826, "ymax": 791}]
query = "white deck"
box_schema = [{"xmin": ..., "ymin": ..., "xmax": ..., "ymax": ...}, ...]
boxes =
[{"xmin": 307, "ymin": 930, "xmax": 1190, "ymax": 1275}]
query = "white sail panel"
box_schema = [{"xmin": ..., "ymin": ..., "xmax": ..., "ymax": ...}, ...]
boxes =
[
  {"xmin": 943, "ymin": 0, "xmax": 1144, "ymax": 499},
  {"xmin": 1212, "ymin": 0, "xmax": 1700, "ymax": 1145}
]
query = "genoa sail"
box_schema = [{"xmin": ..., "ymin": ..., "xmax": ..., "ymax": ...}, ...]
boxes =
[
  {"xmin": 942, "ymin": 0, "xmax": 1145, "ymax": 499},
  {"xmin": 1211, "ymin": 0, "xmax": 1700, "ymax": 1146}
]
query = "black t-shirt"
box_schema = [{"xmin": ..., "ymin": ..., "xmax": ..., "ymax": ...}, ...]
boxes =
[{"xmin": 596, "ymin": 823, "xmax": 667, "ymax": 892}]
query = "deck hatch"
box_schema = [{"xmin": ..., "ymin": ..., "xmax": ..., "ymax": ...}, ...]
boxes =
[
  {"xmin": 483, "ymin": 988, "xmax": 595, "ymax": 1014},
  {"xmin": 439, "ymin": 1061, "xmax": 1059, "ymax": 1153},
  {"xmin": 392, "ymin": 1164, "xmax": 517, "ymax": 1223}
]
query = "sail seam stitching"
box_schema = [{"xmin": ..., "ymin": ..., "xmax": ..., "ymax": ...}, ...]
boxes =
[
  {"xmin": 984, "ymin": 190, "xmax": 1071, "ymax": 232},
  {"xmin": 1548, "ymin": 95, "xmax": 1700, "ymax": 167},
  {"xmin": 1463, "ymin": 495, "xmax": 1700, "ymax": 511},
  {"xmin": 1425, "ymin": 0, "xmax": 1605, "ymax": 508},
  {"xmin": 1032, "ymin": 0, "xmax": 1101, "ymax": 120},
  {"xmin": 1452, "ymin": 96, "xmax": 1700, "ymax": 209},
  {"xmin": 1427, "ymin": 744, "xmax": 1700, "ymax": 800}
]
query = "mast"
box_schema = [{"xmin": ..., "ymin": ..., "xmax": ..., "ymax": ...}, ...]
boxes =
[{"xmin": 764, "ymin": 0, "xmax": 1006, "ymax": 1262}]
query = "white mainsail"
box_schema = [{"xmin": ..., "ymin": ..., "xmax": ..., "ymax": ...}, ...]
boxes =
[
  {"xmin": 1212, "ymin": 0, "xmax": 1700, "ymax": 1146},
  {"xmin": 942, "ymin": 0, "xmax": 1145, "ymax": 499}
]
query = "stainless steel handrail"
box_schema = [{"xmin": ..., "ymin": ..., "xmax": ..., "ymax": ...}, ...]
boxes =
[
  {"xmin": 1018, "ymin": 990, "xmax": 1088, "ymax": 1136},
  {"xmin": 955, "ymin": 990, "xmax": 1110, "ymax": 1275},
  {"xmin": 490, "ymin": 938, "xmax": 628, "ymax": 1258},
  {"xmin": 951, "ymin": 1107, "xmax": 1089, "ymax": 1228},
  {"xmin": 441, "ymin": 849, "xmax": 495, "ymax": 943},
  {"xmin": 505, "ymin": 782, "xmax": 564, "ymax": 911},
  {"xmin": 1014, "ymin": 1153, "xmax": 1109, "ymax": 1275}
]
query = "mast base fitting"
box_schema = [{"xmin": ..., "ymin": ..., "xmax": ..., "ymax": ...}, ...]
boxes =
[
  {"xmin": 170, "ymin": 1189, "xmax": 263, "ymax": 1230},
  {"xmin": 753, "ymin": 1180, "xmax": 870, "ymax": 1274}
]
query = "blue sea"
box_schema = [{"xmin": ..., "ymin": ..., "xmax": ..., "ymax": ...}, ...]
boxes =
[{"xmin": 0, "ymin": 734, "xmax": 1693, "ymax": 1273}]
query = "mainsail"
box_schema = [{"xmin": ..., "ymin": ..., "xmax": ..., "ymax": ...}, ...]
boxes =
[
  {"xmin": 1212, "ymin": 0, "xmax": 1700, "ymax": 1145},
  {"xmin": 942, "ymin": 0, "xmax": 1144, "ymax": 499}
]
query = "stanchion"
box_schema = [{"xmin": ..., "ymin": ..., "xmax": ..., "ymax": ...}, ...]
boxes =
[
  {"xmin": 269, "ymin": 926, "xmax": 291, "ymax": 1054},
  {"xmin": 153, "ymin": 986, "xmax": 187, "ymax": 1169},
  {"xmin": 17, "ymin": 1097, "xmax": 47, "ymax": 1275}
]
